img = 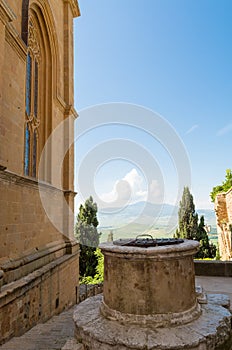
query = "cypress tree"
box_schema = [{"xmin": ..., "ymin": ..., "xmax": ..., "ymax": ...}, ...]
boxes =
[
  {"xmin": 176, "ymin": 187, "xmax": 198, "ymax": 239},
  {"xmin": 195, "ymin": 216, "xmax": 216, "ymax": 259},
  {"xmin": 176, "ymin": 187, "xmax": 216, "ymax": 259},
  {"xmin": 75, "ymin": 196, "xmax": 101, "ymax": 277}
]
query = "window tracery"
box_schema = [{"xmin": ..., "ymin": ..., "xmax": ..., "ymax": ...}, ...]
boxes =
[{"xmin": 24, "ymin": 19, "xmax": 40, "ymax": 178}]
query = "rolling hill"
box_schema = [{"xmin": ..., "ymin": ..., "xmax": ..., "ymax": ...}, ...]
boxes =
[{"xmin": 97, "ymin": 201, "xmax": 217, "ymax": 242}]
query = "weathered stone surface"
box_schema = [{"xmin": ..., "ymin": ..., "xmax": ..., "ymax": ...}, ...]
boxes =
[
  {"xmin": 100, "ymin": 299, "xmax": 201, "ymax": 328},
  {"xmin": 0, "ymin": 0, "xmax": 80, "ymax": 344},
  {"xmin": 74, "ymin": 294, "xmax": 232, "ymax": 350},
  {"xmin": 61, "ymin": 338, "xmax": 84, "ymax": 350},
  {"xmin": 100, "ymin": 240, "xmax": 200, "ymax": 327},
  {"xmin": 215, "ymin": 189, "xmax": 232, "ymax": 261},
  {"xmin": 196, "ymin": 285, "xmax": 208, "ymax": 304},
  {"xmin": 207, "ymin": 293, "xmax": 230, "ymax": 309}
]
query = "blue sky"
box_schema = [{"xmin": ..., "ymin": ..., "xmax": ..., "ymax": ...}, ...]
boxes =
[{"xmin": 73, "ymin": 0, "xmax": 232, "ymax": 211}]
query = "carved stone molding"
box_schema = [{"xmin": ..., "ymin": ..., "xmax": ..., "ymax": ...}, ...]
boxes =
[
  {"xmin": 28, "ymin": 18, "xmax": 41, "ymax": 62},
  {"xmin": 5, "ymin": 23, "xmax": 27, "ymax": 61},
  {"xmin": 0, "ymin": 168, "xmax": 63, "ymax": 193},
  {"xmin": 63, "ymin": 0, "xmax": 80, "ymax": 18},
  {"xmin": 0, "ymin": 0, "xmax": 16, "ymax": 25},
  {"xmin": 26, "ymin": 114, "xmax": 41, "ymax": 129},
  {"xmin": 55, "ymin": 95, "xmax": 79, "ymax": 119}
]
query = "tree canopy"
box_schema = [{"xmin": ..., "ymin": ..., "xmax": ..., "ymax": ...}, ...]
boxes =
[
  {"xmin": 210, "ymin": 169, "xmax": 232, "ymax": 202},
  {"xmin": 195, "ymin": 215, "xmax": 216, "ymax": 259},
  {"xmin": 176, "ymin": 187, "xmax": 216, "ymax": 259},
  {"xmin": 175, "ymin": 186, "xmax": 198, "ymax": 240},
  {"xmin": 75, "ymin": 196, "xmax": 101, "ymax": 277}
]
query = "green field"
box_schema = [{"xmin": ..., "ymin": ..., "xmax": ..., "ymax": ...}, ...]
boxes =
[
  {"xmin": 100, "ymin": 224, "xmax": 177, "ymax": 243},
  {"xmin": 100, "ymin": 223, "xmax": 218, "ymax": 245}
]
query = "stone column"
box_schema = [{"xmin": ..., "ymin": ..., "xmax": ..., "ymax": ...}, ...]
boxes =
[{"xmin": 62, "ymin": 0, "xmax": 80, "ymax": 241}]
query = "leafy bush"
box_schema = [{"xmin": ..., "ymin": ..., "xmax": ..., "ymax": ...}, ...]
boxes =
[
  {"xmin": 79, "ymin": 248, "xmax": 104, "ymax": 284},
  {"xmin": 210, "ymin": 169, "xmax": 232, "ymax": 202}
]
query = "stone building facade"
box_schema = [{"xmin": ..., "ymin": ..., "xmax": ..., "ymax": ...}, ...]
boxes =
[
  {"xmin": 0, "ymin": 0, "xmax": 80, "ymax": 343},
  {"xmin": 215, "ymin": 188, "xmax": 232, "ymax": 261}
]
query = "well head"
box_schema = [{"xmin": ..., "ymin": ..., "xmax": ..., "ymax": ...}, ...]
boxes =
[
  {"xmin": 113, "ymin": 236, "xmax": 184, "ymax": 248},
  {"xmin": 99, "ymin": 238, "xmax": 200, "ymax": 327}
]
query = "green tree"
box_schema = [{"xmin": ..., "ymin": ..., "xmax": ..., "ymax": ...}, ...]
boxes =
[
  {"xmin": 80, "ymin": 248, "xmax": 104, "ymax": 285},
  {"xmin": 175, "ymin": 187, "xmax": 198, "ymax": 239},
  {"xmin": 195, "ymin": 216, "xmax": 216, "ymax": 259},
  {"xmin": 176, "ymin": 187, "xmax": 216, "ymax": 259},
  {"xmin": 75, "ymin": 196, "xmax": 101, "ymax": 277},
  {"xmin": 210, "ymin": 169, "xmax": 232, "ymax": 202},
  {"xmin": 215, "ymin": 246, "xmax": 221, "ymax": 260}
]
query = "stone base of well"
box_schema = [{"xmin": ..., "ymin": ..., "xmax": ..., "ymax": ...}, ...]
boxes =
[{"xmin": 74, "ymin": 294, "xmax": 232, "ymax": 350}]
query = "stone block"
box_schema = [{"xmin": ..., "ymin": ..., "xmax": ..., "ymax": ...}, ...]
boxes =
[{"xmin": 74, "ymin": 294, "xmax": 232, "ymax": 350}]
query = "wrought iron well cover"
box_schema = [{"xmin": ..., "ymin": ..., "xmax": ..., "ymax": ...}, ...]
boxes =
[{"xmin": 113, "ymin": 234, "xmax": 184, "ymax": 248}]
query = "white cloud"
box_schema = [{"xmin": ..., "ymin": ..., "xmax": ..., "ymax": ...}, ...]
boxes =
[
  {"xmin": 217, "ymin": 123, "xmax": 232, "ymax": 136},
  {"xmin": 123, "ymin": 168, "xmax": 147, "ymax": 200},
  {"xmin": 148, "ymin": 179, "xmax": 162, "ymax": 203},
  {"xmin": 186, "ymin": 124, "xmax": 199, "ymax": 135},
  {"xmin": 100, "ymin": 168, "xmax": 161, "ymax": 208},
  {"xmin": 100, "ymin": 179, "xmax": 131, "ymax": 204}
]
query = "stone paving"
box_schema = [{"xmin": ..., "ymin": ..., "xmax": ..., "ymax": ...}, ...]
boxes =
[
  {"xmin": 0, "ymin": 277, "xmax": 231, "ymax": 350},
  {"xmin": 0, "ymin": 307, "xmax": 77, "ymax": 350},
  {"xmin": 196, "ymin": 276, "xmax": 232, "ymax": 311}
]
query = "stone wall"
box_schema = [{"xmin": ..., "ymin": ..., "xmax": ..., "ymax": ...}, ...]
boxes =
[
  {"xmin": 0, "ymin": 171, "xmax": 65, "ymax": 263},
  {"xmin": 0, "ymin": 253, "xmax": 79, "ymax": 343},
  {"xmin": 79, "ymin": 283, "xmax": 103, "ymax": 303},
  {"xmin": 0, "ymin": 0, "xmax": 80, "ymax": 343},
  {"xmin": 215, "ymin": 188, "xmax": 232, "ymax": 261},
  {"xmin": 194, "ymin": 260, "xmax": 232, "ymax": 276}
]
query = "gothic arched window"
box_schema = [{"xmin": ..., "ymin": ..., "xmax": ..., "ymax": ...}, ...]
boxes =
[
  {"xmin": 24, "ymin": 20, "xmax": 40, "ymax": 177},
  {"xmin": 23, "ymin": 4, "xmax": 53, "ymax": 182}
]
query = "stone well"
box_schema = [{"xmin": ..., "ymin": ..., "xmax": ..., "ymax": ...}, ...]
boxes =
[
  {"xmin": 74, "ymin": 239, "xmax": 232, "ymax": 350},
  {"xmin": 100, "ymin": 239, "xmax": 201, "ymax": 327}
]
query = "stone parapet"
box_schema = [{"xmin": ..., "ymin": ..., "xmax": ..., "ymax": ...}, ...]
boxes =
[
  {"xmin": 195, "ymin": 260, "xmax": 232, "ymax": 277},
  {"xmin": 79, "ymin": 283, "xmax": 103, "ymax": 303}
]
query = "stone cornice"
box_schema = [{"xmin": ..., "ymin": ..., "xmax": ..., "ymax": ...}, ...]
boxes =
[
  {"xmin": 63, "ymin": 0, "xmax": 81, "ymax": 18},
  {"xmin": 64, "ymin": 189, "xmax": 77, "ymax": 197},
  {"xmin": 0, "ymin": 168, "xmax": 65, "ymax": 193},
  {"xmin": 0, "ymin": 0, "xmax": 16, "ymax": 25},
  {"xmin": 5, "ymin": 22, "xmax": 27, "ymax": 61}
]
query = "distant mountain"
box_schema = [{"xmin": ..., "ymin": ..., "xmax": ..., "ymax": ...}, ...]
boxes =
[{"xmin": 98, "ymin": 201, "xmax": 217, "ymax": 231}]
